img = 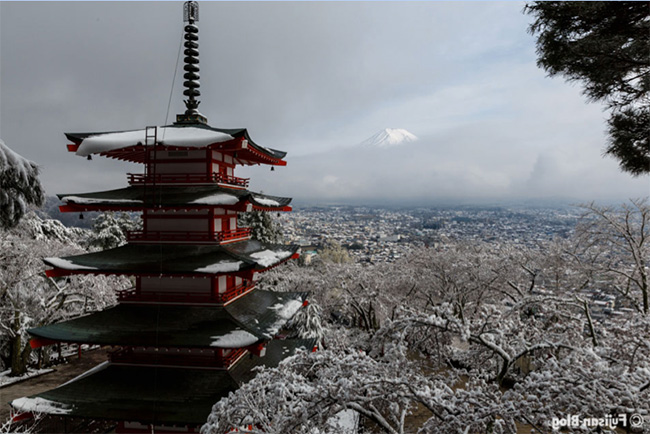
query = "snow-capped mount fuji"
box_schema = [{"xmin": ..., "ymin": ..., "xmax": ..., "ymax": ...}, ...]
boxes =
[{"xmin": 359, "ymin": 128, "xmax": 418, "ymax": 148}]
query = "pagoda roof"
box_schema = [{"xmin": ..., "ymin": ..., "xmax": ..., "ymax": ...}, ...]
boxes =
[
  {"xmin": 65, "ymin": 124, "xmax": 287, "ymax": 165},
  {"xmin": 57, "ymin": 185, "xmax": 292, "ymax": 212},
  {"xmin": 10, "ymin": 339, "xmax": 316, "ymax": 426},
  {"xmin": 43, "ymin": 240, "xmax": 299, "ymax": 278},
  {"xmin": 27, "ymin": 290, "xmax": 307, "ymax": 349}
]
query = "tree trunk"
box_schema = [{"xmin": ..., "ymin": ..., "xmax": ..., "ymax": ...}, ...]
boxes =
[
  {"xmin": 10, "ymin": 334, "xmax": 28, "ymax": 376},
  {"xmin": 9, "ymin": 311, "xmax": 32, "ymax": 376}
]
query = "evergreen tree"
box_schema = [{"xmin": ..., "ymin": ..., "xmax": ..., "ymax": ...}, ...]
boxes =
[
  {"xmin": 238, "ymin": 210, "xmax": 283, "ymax": 244},
  {"xmin": 86, "ymin": 212, "xmax": 141, "ymax": 250},
  {"xmin": 0, "ymin": 140, "xmax": 44, "ymax": 229},
  {"xmin": 318, "ymin": 240, "xmax": 352, "ymax": 264},
  {"xmin": 525, "ymin": 2, "xmax": 650, "ymax": 175}
]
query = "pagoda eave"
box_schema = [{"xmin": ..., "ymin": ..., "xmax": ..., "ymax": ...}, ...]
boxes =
[
  {"xmin": 65, "ymin": 127, "xmax": 288, "ymax": 166},
  {"xmin": 45, "ymin": 268, "xmax": 258, "ymax": 279},
  {"xmin": 252, "ymin": 205, "xmax": 293, "ymax": 212},
  {"xmin": 12, "ymin": 339, "xmax": 317, "ymax": 427},
  {"xmin": 27, "ymin": 291, "xmax": 308, "ymax": 349},
  {"xmin": 56, "ymin": 185, "xmax": 292, "ymax": 212}
]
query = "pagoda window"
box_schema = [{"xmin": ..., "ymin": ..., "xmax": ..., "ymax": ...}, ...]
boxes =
[
  {"xmin": 151, "ymin": 150, "xmax": 205, "ymax": 160},
  {"xmin": 217, "ymin": 275, "xmax": 227, "ymax": 294},
  {"xmin": 217, "ymin": 164, "xmax": 228, "ymax": 176},
  {"xmin": 140, "ymin": 276, "xmax": 211, "ymax": 295},
  {"xmin": 153, "ymin": 161, "xmax": 206, "ymax": 174},
  {"xmin": 147, "ymin": 217, "xmax": 209, "ymax": 232}
]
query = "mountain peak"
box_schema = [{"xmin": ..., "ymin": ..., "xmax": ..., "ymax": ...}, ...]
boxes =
[{"xmin": 359, "ymin": 128, "xmax": 418, "ymax": 148}]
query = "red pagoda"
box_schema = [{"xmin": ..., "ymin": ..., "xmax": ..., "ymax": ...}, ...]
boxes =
[{"xmin": 10, "ymin": 3, "xmax": 311, "ymax": 432}]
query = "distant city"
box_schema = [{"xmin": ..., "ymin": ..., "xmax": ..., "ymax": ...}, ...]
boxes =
[{"xmin": 279, "ymin": 204, "xmax": 580, "ymax": 263}]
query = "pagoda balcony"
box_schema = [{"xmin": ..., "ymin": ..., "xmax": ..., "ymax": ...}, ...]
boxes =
[
  {"xmin": 117, "ymin": 280, "xmax": 256, "ymax": 305},
  {"xmin": 127, "ymin": 172, "xmax": 250, "ymax": 188},
  {"xmin": 125, "ymin": 228, "xmax": 251, "ymax": 244}
]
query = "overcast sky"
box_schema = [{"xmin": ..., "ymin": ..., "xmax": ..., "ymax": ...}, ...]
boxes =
[{"xmin": 1, "ymin": 2, "xmax": 647, "ymax": 206}]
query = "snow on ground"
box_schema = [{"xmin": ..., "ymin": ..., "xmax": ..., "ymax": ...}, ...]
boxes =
[
  {"xmin": 189, "ymin": 194, "xmax": 239, "ymax": 206},
  {"xmin": 75, "ymin": 127, "xmax": 233, "ymax": 156},
  {"xmin": 43, "ymin": 257, "xmax": 98, "ymax": 271},
  {"xmin": 0, "ymin": 368, "xmax": 54, "ymax": 388},
  {"xmin": 249, "ymin": 249, "xmax": 292, "ymax": 267},
  {"xmin": 195, "ymin": 260, "xmax": 243, "ymax": 274},
  {"xmin": 210, "ymin": 329, "xmax": 259, "ymax": 348},
  {"xmin": 10, "ymin": 397, "xmax": 72, "ymax": 415}
]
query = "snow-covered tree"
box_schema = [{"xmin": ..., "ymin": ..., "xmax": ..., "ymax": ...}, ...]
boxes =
[
  {"xmin": 0, "ymin": 139, "xmax": 44, "ymax": 229},
  {"xmin": 214, "ymin": 226, "xmax": 650, "ymax": 432},
  {"xmin": 574, "ymin": 199, "xmax": 650, "ymax": 314},
  {"xmin": 203, "ymin": 343, "xmax": 518, "ymax": 434},
  {"xmin": 239, "ymin": 211, "xmax": 283, "ymax": 244},
  {"xmin": 0, "ymin": 213, "xmax": 129, "ymax": 375},
  {"xmin": 318, "ymin": 240, "xmax": 352, "ymax": 264},
  {"xmin": 85, "ymin": 211, "xmax": 141, "ymax": 250},
  {"xmin": 284, "ymin": 301, "xmax": 325, "ymax": 346}
]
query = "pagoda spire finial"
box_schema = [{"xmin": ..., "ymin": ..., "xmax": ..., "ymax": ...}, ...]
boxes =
[{"xmin": 177, "ymin": 1, "xmax": 207, "ymax": 124}]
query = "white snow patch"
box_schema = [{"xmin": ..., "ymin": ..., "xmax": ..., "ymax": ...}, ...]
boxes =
[
  {"xmin": 0, "ymin": 368, "xmax": 54, "ymax": 388},
  {"xmin": 195, "ymin": 261, "xmax": 243, "ymax": 274},
  {"xmin": 11, "ymin": 397, "xmax": 72, "ymax": 415},
  {"xmin": 210, "ymin": 329, "xmax": 258, "ymax": 348},
  {"xmin": 271, "ymin": 299, "xmax": 303, "ymax": 320},
  {"xmin": 264, "ymin": 299, "xmax": 303, "ymax": 337},
  {"xmin": 359, "ymin": 128, "xmax": 418, "ymax": 148},
  {"xmin": 61, "ymin": 196, "xmax": 142, "ymax": 204},
  {"xmin": 44, "ymin": 257, "xmax": 98, "ymax": 271},
  {"xmin": 189, "ymin": 194, "xmax": 239, "ymax": 206},
  {"xmin": 76, "ymin": 127, "xmax": 233, "ymax": 156},
  {"xmin": 249, "ymin": 249, "xmax": 292, "ymax": 267},
  {"xmin": 254, "ymin": 197, "xmax": 281, "ymax": 207},
  {"xmin": 327, "ymin": 409, "xmax": 359, "ymax": 433}
]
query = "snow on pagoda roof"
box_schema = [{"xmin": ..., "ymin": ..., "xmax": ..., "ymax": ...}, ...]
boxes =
[
  {"xmin": 70, "ymin": 126, "xmax": 233, "ymax": 156},
  {"xmin": 65, "ymin": 124, "xmax": 287, "ymax": 163},
  {"xmin": 57, "ymin": 185, "xmax": 292, "ymax": 211},
  {"xmin": 11, "ymin": 338, "xmax": 316, "ymax": 426},
  {"xmin": 43, "ymin": 240, "xmax": 299, "ymax": 276},
  {"xmin": 28, "ymin": 290, "xmax": 308, "ymax": 349}
]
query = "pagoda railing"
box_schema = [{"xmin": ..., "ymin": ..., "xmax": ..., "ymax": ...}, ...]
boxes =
[
  {"xmin": 218, "ymin": 228, "xmax": 252, "ymax": 243},
  {"xmin": 126, "ymin": 228, "xmax": 251, "ymax": 244},
  {"xmin": 127, "ymin": 172, "xmax": 249, "ymax": 188},
  {"xmin": 117, "ymin": 280, "xmax": 255, "ymax": 304},
  {"xmin": 216, "ymin": 280, "xmax": 254, "ymax": 303}
]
